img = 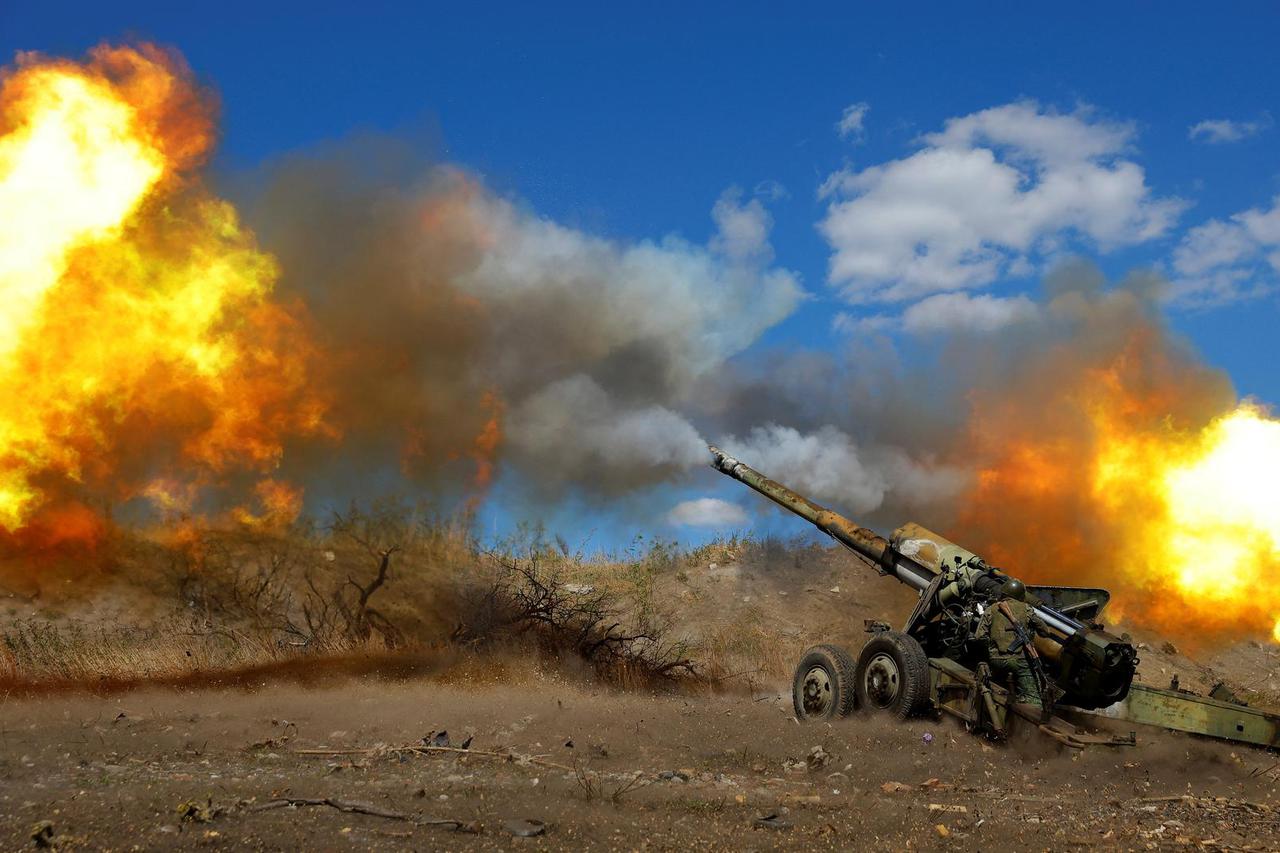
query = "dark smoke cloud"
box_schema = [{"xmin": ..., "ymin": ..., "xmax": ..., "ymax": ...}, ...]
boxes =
[
  {"xmin": 234, "ymin": 141, "xmax": 495, "ymax": 505},
  {"xmin": 231, "ymin": 140, "xmax": 815, "ymax": 505}
]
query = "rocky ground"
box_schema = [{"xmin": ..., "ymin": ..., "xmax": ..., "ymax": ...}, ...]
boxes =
[
  {"xmin": 4, "ymin": 539, "xmax": 1280, "ymax": 850},
  {"xmin": 2, "ymin": 675, "xmax": 1279, "ymax": 851}
]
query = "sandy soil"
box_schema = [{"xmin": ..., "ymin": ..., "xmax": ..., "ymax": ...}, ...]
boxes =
[{"xmin": 2, "ymin": 674, "xmax": 1279, "ymax": 851}]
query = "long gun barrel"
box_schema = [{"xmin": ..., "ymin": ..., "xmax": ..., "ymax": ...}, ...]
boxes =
[
  {"xmin": 710, "ymin": 445, "xmax": 1076, "ymax": 633},
  {"xmin": 708, "ymin": 447, "xmax": 890, "ymax": 562}
]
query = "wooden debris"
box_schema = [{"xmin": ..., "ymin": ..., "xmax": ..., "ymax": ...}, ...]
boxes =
[
  {"xmin": 249, "ymin": 798, "xmax": 478, "ymax": 832},
  {"xmin": 928, "ymin": 804, "xmax": 968, "ymax": 814}
]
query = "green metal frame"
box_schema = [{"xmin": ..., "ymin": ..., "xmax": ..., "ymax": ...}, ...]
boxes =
[{"xmin": 1080, "ymin": 684, "xmax": 1280, "ymax": 748}]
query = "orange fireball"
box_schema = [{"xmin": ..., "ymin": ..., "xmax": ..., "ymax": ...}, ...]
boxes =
[
  {"xmin": 0, "ymin": 44, "xmax": 328, "ymax": 543},
  {"xmin": 957, "ymin": 314, "xmax": 1280, "ymax": 647}
]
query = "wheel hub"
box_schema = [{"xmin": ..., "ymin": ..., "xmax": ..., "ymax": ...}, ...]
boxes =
[
  {"xmin": 801, "ymin": 666, "xmax": 833, "ymax": 717},
  {"xmin": 864, "ymin": 652, "xmax": 901, "ymax": 708}
]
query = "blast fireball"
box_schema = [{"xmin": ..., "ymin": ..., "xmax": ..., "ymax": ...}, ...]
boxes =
[{"xmin": 0, "ymin": 44, "xmax": 327, "ymax": 543}]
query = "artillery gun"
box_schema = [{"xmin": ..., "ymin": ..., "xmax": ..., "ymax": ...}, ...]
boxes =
[{"xmin": 709, "ymin": 445, "xmax": 1280, "ymax": 748}]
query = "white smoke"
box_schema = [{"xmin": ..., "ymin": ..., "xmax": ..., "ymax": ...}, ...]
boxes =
[
  {"xmin": 460, "ymin": 185, "xmax": 803, "ymax": 390},
  {"xmin": 460, "ymin": 184, "xmax": 804, "ymax": 491},
  {"xmin": 719, "ymin": 423, "xmax": 967, "ymax": 517},
  {"xmin": 508, "ymin": 374, "xmax": 706, "ymax": 491}
]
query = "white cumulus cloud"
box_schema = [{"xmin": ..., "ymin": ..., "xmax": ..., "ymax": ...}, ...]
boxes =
[
  {"xmin": 837, "ymin": 102, "xmax": 870, "ymax": 141},
  {"xmin": 1171, "ymin": 195, "xmax": 1280, "ymax": 305},
  {"xmin": 819, "ymin": 101, "xmax": 1185, "ymax": 304},
  {"xmin": 667, "ymin": 497, "xmax": 749, "ymax": 527},
  {"xmin": 900, "ymin": 292, "xmax": 1039, "ymax": 334},
  {"xmin": 1188, "ymin": 116, "xmax": 1271, "ymax": 144}
]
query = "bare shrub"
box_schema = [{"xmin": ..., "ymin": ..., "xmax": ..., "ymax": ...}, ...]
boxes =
[
  {"xmin": 455, "ymin": 547, "xmax": 696, "ymax": 686},
  {"xmin": 163, "ymin": 503, "xmax": 419, "ymax": 653}
]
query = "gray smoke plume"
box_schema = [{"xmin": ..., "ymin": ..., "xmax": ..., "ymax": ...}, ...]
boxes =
[{"xmin": 236, "ymin": 140, "xmax": 1219, "ymax": 541}]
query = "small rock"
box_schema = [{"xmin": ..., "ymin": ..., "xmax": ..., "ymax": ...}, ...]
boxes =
[
  {"xmin": 922, "ymin": 732, "xmax": 934, "ymax": 745},
  {"xmin": 1161, "ymin": 641, "xmax": 1179, "ymax": 656},
  {"xmin": 30, "ymin": 821, "xmax": 54, "ymax": 849},
  {"xmin": 807, "ymin": 746, "xmax": 832, "ymax": 770},
  {"xmin": 935, "ymin": 824, "xmax": 950, "ymax": 838},
  {"xmin": 176, "ymin": 799, "xmax": 221, "ymax": 823},
  {"xmin": 881, "ymin": 781, "xmax": 913, "ymax": 794},
  {"xmin": 502, "ymin": 819, "xmax": 546, "ymax": 838}
]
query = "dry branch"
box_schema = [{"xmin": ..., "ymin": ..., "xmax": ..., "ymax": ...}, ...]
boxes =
[{"xmin": 249, "ymin": 797, "xmax": 478, "ymax": 832}]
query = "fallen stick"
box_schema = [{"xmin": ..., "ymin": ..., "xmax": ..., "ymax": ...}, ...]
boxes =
[
  {"xmin": 249, "ymin": 797, "xmax": 478, "ymax": 831},
  {"xmin": 296, "ymin": 744, "xmax": 578, "ymax": 774}
]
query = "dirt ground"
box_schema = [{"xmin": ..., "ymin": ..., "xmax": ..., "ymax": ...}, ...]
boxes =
[
  {"xmin": 2, "ymin": 673, "xmax": 1279, "ymax": 852},
  {"xmin": 5, "ymin": 539, "xmax": 1280, "ymax": 851}
]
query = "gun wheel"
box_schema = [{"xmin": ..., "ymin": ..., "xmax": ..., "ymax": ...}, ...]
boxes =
[
  {"xmin": 792, "ymin": 644, "xmax": 857, "ymax": 721},
  {"xmin": 855, "ymin": 631, "xmax": 931, "ymax": 719}
]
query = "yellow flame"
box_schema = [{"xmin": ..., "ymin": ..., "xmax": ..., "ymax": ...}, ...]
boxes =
[
  {"xmin": 0, "ymin": 45, "xmax": 326, "ymax": 540},
  {"xmin": 1094, "ymin": 402, "xmax": 1280, "ymax": 639},
  {"xmin": 0, "ymin": 69, "xmax": 165, "ymax": 364}
]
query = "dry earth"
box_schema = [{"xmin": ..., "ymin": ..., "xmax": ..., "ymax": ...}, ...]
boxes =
[
  {"xmin": 4, "ymin": 541, "xmax": 1280, "ymax": 850},
  {"xmin": 2, "ymin": 675, "xmax": 1280, "ymax": 851}
]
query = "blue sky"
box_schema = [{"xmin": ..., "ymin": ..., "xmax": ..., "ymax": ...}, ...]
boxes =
[{"xmin": 4, "ymin": 4, "xmax": 1279, "ymax": 547}]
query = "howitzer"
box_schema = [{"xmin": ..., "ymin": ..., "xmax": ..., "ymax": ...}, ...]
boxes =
[{"xmin": 708, "ymin": 445, "xmax": 1138, "ymax": 740}]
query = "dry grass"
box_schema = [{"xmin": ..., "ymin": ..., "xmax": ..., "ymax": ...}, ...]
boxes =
[
  {"xmin": 0, "ymin": 506, "xmax": 816, "ymax": 692},
  {"xmin": 0, "ymin": 617, "xmax": 324, "ymax": 683}
]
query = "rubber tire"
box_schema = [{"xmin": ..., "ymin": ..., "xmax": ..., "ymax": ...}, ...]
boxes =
[
  {"xmin": 854, "ymin": 631, "xmax": 931, "ymax": 719},
  {"xmin": 792, "ymin": 644, "xmax": 858, "ymax": 721}
]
